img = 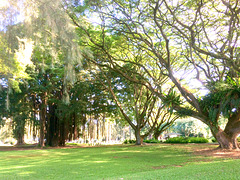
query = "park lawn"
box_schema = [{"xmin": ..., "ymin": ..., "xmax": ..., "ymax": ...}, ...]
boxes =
[{"xmin": 0, "ymin": 144, "xmax": 239, "ymax": 180}]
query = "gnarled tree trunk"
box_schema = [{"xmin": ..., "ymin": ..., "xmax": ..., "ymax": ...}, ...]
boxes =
[
  {"xmin": 210, "ymin": 122, "xmax": 240, "ymax": 150},
  {"xmin": 214, "ymin": 130, "xmax": 239, "ymax": 149},
  {"xmin": 215, "ymin": 130, "xmax": 237, "ymax": 149}
]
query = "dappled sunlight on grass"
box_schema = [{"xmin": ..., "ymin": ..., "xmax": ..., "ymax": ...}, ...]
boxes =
[
  {"xmin": 2, "ymin": 165, "xmax": 34, "ymax": 170},
  {"xmin": 18, "ymin": 171, "xmax": 35, "ymax": 175},
  {"xmin": 101, "ymin": 150, "xmax": 142, "ymax": 155},
  {"xmin": 92, "ymin": 160, "xmax": 109, "ymax": 163},
  {"xmin": 52, "ymin": 152, "xmax": 70, "ymax": 156},
  {"xmin": 0, "ymin": 144, "xmax": 239, "ymax": 179}
]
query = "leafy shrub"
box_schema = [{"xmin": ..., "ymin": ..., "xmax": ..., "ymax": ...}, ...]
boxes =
[
  {"xmin": 165, "ymin": 137, "xmax": 189, "ymax": 143},
  {"xmin": 211, "ymin": 138, "xmax": 217, "ymax": 142},
  {"xmin": 143, "ymin": 140, "xmax": 150, "ymax": 143},
  {"xmin": 130, "ymin": 140, "xmax": 136, "ymax": 144},
  {"xmin": 143, "ymin": 139, "xmax": 161, "ymax": 143},
  {"xmin": 128, "ymin": 140, "xmax": 133, "ymax": 144},
  {"xmin": 188, "ymin": 137, "xmax": 208, "ymax": 143},
  {"xmin": 66, "ymin": 143, "xmax": 78, "ymax": 146},
  {"xmin": 123, "ymin": 139, "xmax": 136, "ymax": 144},
  {"xmin": 165, "ymin": 137, "xmax": 208, "ymax": 144}
]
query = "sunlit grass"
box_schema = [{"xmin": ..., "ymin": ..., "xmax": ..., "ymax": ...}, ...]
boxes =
[{"xmin": 0, "ymin": 144, "xmax": 239, "ymax": 179}]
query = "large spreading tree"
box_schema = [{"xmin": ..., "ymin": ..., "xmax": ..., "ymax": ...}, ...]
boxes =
[
  {"xmin": 1, "ymin": 0, "xmax": 240, "ymax": 149},
  {"xmin": 67, "ymin": 0, "xmax": 240, "ymax": 149}
]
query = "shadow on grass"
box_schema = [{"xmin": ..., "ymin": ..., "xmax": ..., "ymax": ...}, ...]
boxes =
[{"xmin": 0, "ymin": 144, "xmax": 235, "ymax": 179}]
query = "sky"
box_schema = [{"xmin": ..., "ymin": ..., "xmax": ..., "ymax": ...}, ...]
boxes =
[
  {"xmin": 0, "ymin": 0, "xmax": 8, "ymax": 8},
  {"xmin": 0, "ymin": 0, "xmax": 9, "ymax": 31}
]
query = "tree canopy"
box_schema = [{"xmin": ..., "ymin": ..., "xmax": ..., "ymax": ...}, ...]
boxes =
[{"xmin": 1, "ymin": 0, "xmax": 240, "ymax": 149}]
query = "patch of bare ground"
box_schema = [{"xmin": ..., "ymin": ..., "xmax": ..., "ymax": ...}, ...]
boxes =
[
  {"xmin": 152, "ymin": 164, "xmax": 183, "ymax": 169},
  {"xmin": 152, "ymin": 165, "xmax": 167, "ymax": 169},
  {"xmin": 0, "ymin": 145, "xmax": 38, "ymax": 151},
  {"xmin": 2, "ymin": 143, "xmax": 240, "ymax": 159},
  {"xmin": 193, "ymin": 148, "xmax": 240, "ymax": 159},
  {"xmin": 0, "ymin": 143, "xmax": 152, "ymax": 151},
  {"xmin": 162, "ymin": 143, "xmax": 240, "ymax": 159},
  {"xmin": 113, "ymin": 156, "xmax": 130, "ymax": 159}
]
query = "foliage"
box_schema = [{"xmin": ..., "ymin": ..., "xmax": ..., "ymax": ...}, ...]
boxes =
[
  {"xmin": 199, "ymin": 77, "xmax": 240, "ymax": 126},
  {"xmin": 237, "ymin": 137, "xmax": 240, "ymax": 143},
  {"xmin": 175, "ymin": 107, "xmax": 196, "ymax": 118},
  {"xmin": 211, "ymin": 138, "xmax": 217, "ymax": 143},
  {"xmin": 71, "ymin": 0, "xmax": 240, "ymax": 149},
  {"xmin": 128, "ymin": 139, "xmax": 136, "ymax": 144},
  {"xmin": 2, "ymin": 0, "xmax": 240, "ymax": 148},
  {"xmin": 188, "ymin": 137, "xmax": 209, "ymax": 143},
  {"xmin": 169, "ymin": 119, "xmax": 210, "ymax": 138},
  {"xmin": 123, "ymin": 139, "xmax": 136, "ymax": 144},
  {"xmin": 165, "ymin": 137, "xmax": 208, "ymax": 144},
  {"xmin": 0, "ymin": 118, "xmax": 14, "ymax": 144},
  {"xmin": 143, "ymin": 139, "xmax": 161, "ymax": 143},
  {"xmin": 162, "ymin": 90, "xmax": 182, "ymax": 112},
  {"xmin": 165, "ymin": 137, "xmax": 189, "ymax": 144}
]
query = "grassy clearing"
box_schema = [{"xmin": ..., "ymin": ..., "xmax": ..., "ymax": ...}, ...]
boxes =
[{"xmin": 0, "ymin": 144, "xmax": 239, "ymax": 180}]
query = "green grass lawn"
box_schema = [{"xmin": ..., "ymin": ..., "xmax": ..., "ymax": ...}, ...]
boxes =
[{"xmin": 0, "ymin": 144, "xmax": 239, "ymax": 180}]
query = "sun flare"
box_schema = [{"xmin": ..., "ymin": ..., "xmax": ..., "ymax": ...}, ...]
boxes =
[{"xmin": 0, "ymin": 0, "xmax": 9, "ymax": 8}]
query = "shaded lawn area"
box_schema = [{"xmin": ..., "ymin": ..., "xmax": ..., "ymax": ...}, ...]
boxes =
[{"xmin": 0, "ymin": 144, "xmax": 240, "ymax": 180}]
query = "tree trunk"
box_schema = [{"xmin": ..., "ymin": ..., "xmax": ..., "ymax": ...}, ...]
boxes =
[
  {"xmin": 81, "ymin": 125, "xmax": 85, "ymax": 142},
  {"xmin": 16, "ymin": 132, "xmax": 25, "ymax": 145},
  {"xmin": 73, "ymin": 113, "xmax": 78, "ymax": 140},
  {"xmin": 97, "ymin": 119, "xmax": 99, "ymax": 140},
  {"xmin": 33, "ymin": 125, "xmax": 36, "ymax": 141},
  {"xmin": 64, "ymin": 118, "xmax": 69, "ymax": 145},
  {"xmin": 39, "ymin": 91, "xmax": 47, "ymax": 147},
  {"xmin": 210, "ymin": 124, "xmax": 239, "ymax": 149},
  {"xmin": 13, "ymin": 115, "xmax": 26, "ymax": 145},
  {"xmin": 39, "ymin": 117, "xmax": 45, "ymax": 147},
  {"xmin": 82, "ymin": 114, "xmax": 86, "ymax": 142},
  {"xmin": 215, "ymin": 130, "xmax": 239, "ymax": 149},
  {"xmin": 46, "ymin": 104, "xmax": 59, "ymax": 147},
  {"xmin": 154, "ymin": 130, "xmax": 161, "ymax": 140},
  {"xmin": 68, "ymin": 114, "xmax": 73, "ymax": 142},
  {"xmin": 89, "ymin": 118, "xmax": 94, "ymax": 140},
  {"xmin": 59, "ymin": 119, "xmax": 66, "ymax": 146},
  {"xmin": 109, "ymin": 121, "xmax": 111, "ymax": 142},
  {"xmin": 39, "ymin": 104, "xmax": 46, "ymax": 147},
  {"xmin": 135, "ymin": 128, "xmax": 142, "ymax": 145},
  {"xmin": 102, "ymin": 117, "xmax": 105, "ymax": 141},
  {"xmin": 222, "ymin": 113, "xmax": 240, "ymax": 149}
]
